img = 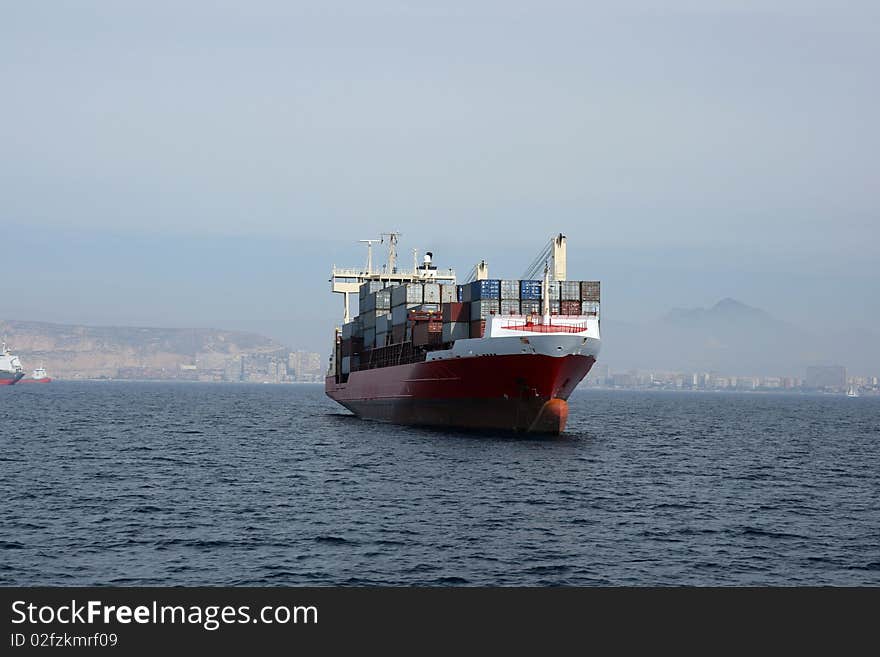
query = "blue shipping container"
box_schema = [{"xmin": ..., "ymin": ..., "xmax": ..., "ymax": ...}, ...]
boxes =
[
  {"xmin": 470, "ymin": 279, "xmax": 501, "ymax": 300},
  {"xmin": 520, "ymin": 280, "xmax": 543, "ymax": 300}
]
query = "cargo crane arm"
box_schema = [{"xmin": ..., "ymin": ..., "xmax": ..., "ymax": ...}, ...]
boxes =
[{"xmin": 522, "ymin": 233, "xmax": 566, "ymax": 282}]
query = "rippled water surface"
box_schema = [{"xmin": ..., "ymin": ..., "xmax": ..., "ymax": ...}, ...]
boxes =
[{"xmin": 2, "ymin": 382, "xmax": 879, "ymax": 585}]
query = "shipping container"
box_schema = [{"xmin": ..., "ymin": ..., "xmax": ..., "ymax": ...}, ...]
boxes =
[
  {"xmin": 375, "ymin": 331, "xmax": 389, "ymax": 349},
  {"xmin": 442, "ymin": 302, "xmax": 469, "ymax": 323},
  {"xmin": 341, "ymin": 322, "xmax": 354, "ymax": 340},
  {"xmin": 359, "ymin": 280, "xmax": 384, "ymax": 301},
  {"xmin": 581, "ymin": 281, "xmax": 600, "ymax": 302},
  {"xmin": 561, "ymin": 300, "xmax": 581, "ymax": 315},
  {"xmin": 375, "ymin": 288, "xmax": 392, "ymax": 310},
  {"xmin": 500, "ymin": 280, "xmax": 520, "ymax": 300},
  {"xmin": 440, "ymin": 284, "xmax": 457, "ymax": 303},
  {"xmin": 392, "ymin": 303, "xmax": 420, "ymax": 326},
  {"xmin": 423, "ymin": 283, "xmax": 441, "ymax": 303},
  {"xmin": 469, "ymin": 319, "xmax": 486, "ymax": 338},
  {"xmin": 470, "ymin": 299, "xmax": 500, "ymax": 321},
  {"xmin": 460, "ymin": 283, "xmax": 472, "ymax": 303},
  {"xmin": 500, "ymin": 299, "xmax": 521, "ymax": 315},
  {"xmin": 581, "ymin": 301, "xmax": 600, "ymax": 316},
  {"xmin": 441, "ymin": 322, "xmax": 470, "ymax": 343},
  {"xmin": 413, "ymin": 321, "xmax": 443, "ymax": 347},
  {"xmin": 360, "ymin": 309, "xmax": 386, "ymax": 329},
  {"xmin": 376, "ymin": 313, "xmax": 393, "ymax": 334},
  {"xmin": 520, "ymin": 280, "xmax": 543, "ymax": 300},
  {"xmin": 469, "ymin": 279, "xmax": 501, "ymax": 300},
  {"xmin": 361, "ymin": 291, "xmax": 376, "ymax": 313},
  {"xmin": 340, "ymin": 338, "xmax": 352, "ymax": 357},
  {"xmin": 560, "ymin": 281, "xmax": 580, "ymax": 301},
  {"xmin": 550, "ymin": 300, "xmax": 560, "ymax": 314},
  {"xmin": 547, "ymin": 280, "xmax": 560, "ymax": 301},
  {"xmin": 341, "ymin": 356, "xmax": 351, "ymax": 375},
  {"xmin": 415, "ymin": 303, "xmax": 440, "ymax": 313},
  {"xmin": 391, "ymin": 283, "xmax": 424, "ymax": 307},
  {"xmin": 392, "ymin": 324, "xmax": 405, "ymax": 344},
  {"xmin": 363, "ymin": 327, "xmax": 376, "ymax": 346},
  {"xmin": 521, "ymin": 299, "xmax": 541, "ymax": 315}
]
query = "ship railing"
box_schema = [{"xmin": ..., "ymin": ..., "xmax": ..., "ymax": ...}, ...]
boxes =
[{"xmin": 501, "ymin": 318, "xmax": 588, "ymax": 334}]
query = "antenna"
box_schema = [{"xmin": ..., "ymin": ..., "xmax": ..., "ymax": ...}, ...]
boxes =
[
  {"xmin": 358, "ymin": 239, "xmax": 380, "ymax": 275},
  {"xmin": 380, "ymin": 231, "xmax": 401, "ymax": 274}
]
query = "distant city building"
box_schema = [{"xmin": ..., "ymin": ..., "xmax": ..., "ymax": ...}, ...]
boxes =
[{"xmin": 805, "ymin": 366, "xmax": 846, "ymax": 390}]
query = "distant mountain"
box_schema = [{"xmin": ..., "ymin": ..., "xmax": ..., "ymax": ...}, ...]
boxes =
[
  {"xmin": 0, "ymin": 319, "xmax": 287, "ymax": 379},
  {"xmin": 600, "ymin": 299, "xmax": 879, "ymax": 376}
]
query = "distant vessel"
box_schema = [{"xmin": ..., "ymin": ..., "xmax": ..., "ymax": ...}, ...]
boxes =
[
  {"xmin": 846, "ymin": 385, "xmax": 859, "ymax": 398},
  {"xmin": 0, "ymin": 341, "xmax": 25, "ymax": 386},
  {"xmin": 325, "ymin": 233, "xmax": 601, "ymax": 434},
  {"xmin": 21, "ymin": 364, "xmax": 52, "ymax": 384}
]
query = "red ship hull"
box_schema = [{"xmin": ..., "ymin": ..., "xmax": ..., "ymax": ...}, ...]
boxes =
[
  {"xmin": 19, "ymin": 378, "xmax": 52, "ymax": 384},
  {"xmin": 0, "ymin": 373, "xmax": 24, "ymax": 386},
  {"xmin": 326, "ymin": 353, "xmax": 594, "ymax": 434}
]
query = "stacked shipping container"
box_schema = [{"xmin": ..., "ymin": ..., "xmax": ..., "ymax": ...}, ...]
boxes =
[{"xmin": 337, "ymin": 278, "xmax": 600, "ymax": 374}]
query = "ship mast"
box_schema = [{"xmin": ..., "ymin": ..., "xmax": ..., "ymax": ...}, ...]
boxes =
[{"xmin": 542, "ymin": 263, "xmax": 551, "ymax": 324}]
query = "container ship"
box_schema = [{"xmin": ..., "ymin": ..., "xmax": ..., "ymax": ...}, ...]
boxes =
[
  {"xmin": 0, "ymin": 341, "xmax": 25, "ymax": 386},
  {"xmin": 325, "ymin": 233, "xmax": 601, "ymax": 434}
]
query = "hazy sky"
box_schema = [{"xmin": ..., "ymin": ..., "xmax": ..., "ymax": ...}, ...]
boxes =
[{"xmin": 2, "ymin": 1, "xmax": 878, "ymax": 354}]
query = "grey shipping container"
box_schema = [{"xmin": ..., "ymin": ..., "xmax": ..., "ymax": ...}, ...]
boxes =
[
  {"xmin": 361, "ymin": 309, "xmax": 384, "ymax": 329},
  {"xmin": 361, "ymin": 292, "xmax": 376, "ymax": 313},
  {"xmin": 363, "ymin": 327, "xmax": 376, "ymax": 346},
  {"xmin": 521, "ymin": 299, "xmax": 541, "ymax": 315},
  {"xmin": 392, "ymin": 303, "xmax": 419, "ymax": 326},
  {"xmin": 341, "ymin": 356, "xmax": 351, "ymax": 374},
  {"xmin": 375, "ymin": 331, "xmax": 388, "ymax": 349},
  {"xmin": 440, "ymin": 284, "xmax": 457, "ymax": 303},
  {"xmin": 376, "ymin": 313, "xmax": 393, "ymax": 334},
  {"xmin": 547, "ymin": 281, "xmax": 561, "ymax": 301},
  {"xmin": 470, "ymin": 299, "xmax": 500, "ymax": 321},
  {"xmin": 423, "ymin": 283, "xmax": 441, "ymax": 303},
  {"xmin": 375, "ymin": 288, "xmax": 392, "ymax": 309},
  {"xmin": 341, "ymin": 322, "xmax": 353, "ymax": 339},
  {"xmin": 391, "ymin": 283, "xmax": 424, "ymax": 307},
  {"xmin": 442, "ymin": 322, "xmax": 470, "ymax": 343},
  {"xmin": 500, "ymin": 280, "xmax": 520, "ymax": 300},
  {"xmin": 581, "ymin": 281, "xmax": 600, "ymax": 302},
  {"xmin": 550, "ymin": 300, "xmax": 560, "ymax": 314},
  {"xmin": 582, "ymin": 301, "xmax": 600, "ymax": 315},
  {"xmin": 560, "ymin": 281, "xmax": 580, "ymax": 301},
  {"xmin": 500, "ymin": 299, "xmax": 521, "ymax": 315}
]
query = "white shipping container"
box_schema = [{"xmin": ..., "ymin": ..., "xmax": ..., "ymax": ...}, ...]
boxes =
[
  {"xmin": 423, "ymin": 283, "xmax": 441, "ymax": 303},
  {"xmin": 500, "ymin": 280, "xmax": 519, "ymax": 300},
  {"xmin": 440, "ymin": 284, "xmax": 457, "ymax": 303},
  {"xmin": 500, "ymin": 299, "xmax": 520, "ymax": 315},
  {"xmin": 582, "ymin": 301, "xmax": 600, "ymax": 315},
  {"xmin": 470, "ymin": 299, "xmax": 500, "ymax": 320}
]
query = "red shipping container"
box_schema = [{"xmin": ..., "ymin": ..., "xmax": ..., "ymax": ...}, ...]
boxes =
[
  {"xmin": 469, "ymin": 319, "xmax": 486, "ymax": 338},
  {"xmin": 561, "ymin": 300, "xmax": 581, "ymax": 315},
  {"xmin": 442, "ymin": 302, "xmax": 469, "ymax": 323}
]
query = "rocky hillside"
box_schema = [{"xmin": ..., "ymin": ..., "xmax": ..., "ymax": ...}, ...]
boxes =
[{"xmin": 0, "ymin": 319, "xmax": 287, "ymax": 379}]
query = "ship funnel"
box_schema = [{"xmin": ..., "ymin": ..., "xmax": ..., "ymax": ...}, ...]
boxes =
[{"xmin": 424, "ymin": 252, "xmax": 433, "ymax": 266}]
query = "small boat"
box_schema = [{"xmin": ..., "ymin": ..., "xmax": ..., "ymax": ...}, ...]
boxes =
[
  {"xmin": 846, "ymin": 385, "xmax": 859, "ymax": 398},
  {"xmin": 21, "ymin": 364, "xmax": 52, "ymax": 384}
]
